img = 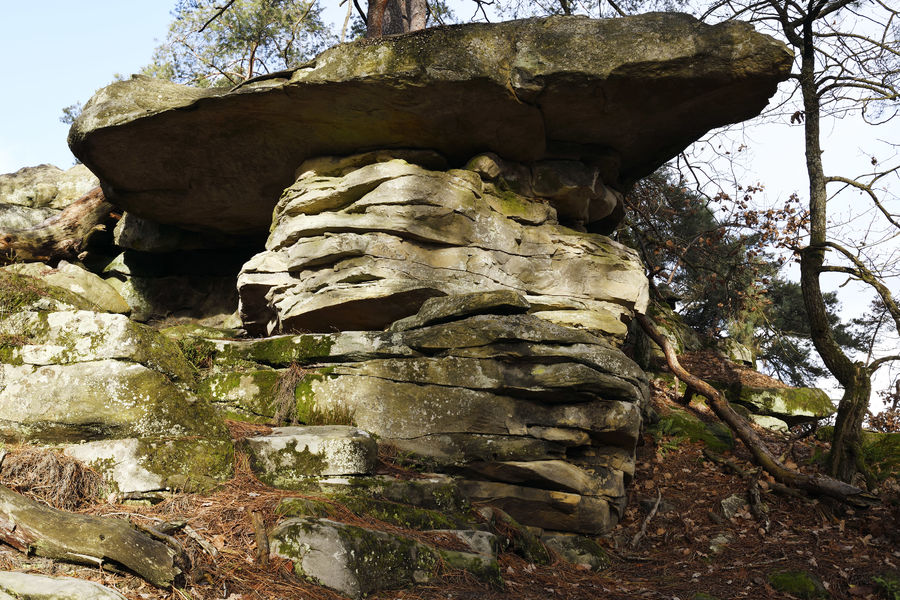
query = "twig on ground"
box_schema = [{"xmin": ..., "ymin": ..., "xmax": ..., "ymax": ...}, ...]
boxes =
[
  {"xmin": 184, "ymin": 524, "xmax": 219, "ymax": 559},
  {"xmin": 631, "ymin": 489, "xmax": 662, "ymax": 549}
]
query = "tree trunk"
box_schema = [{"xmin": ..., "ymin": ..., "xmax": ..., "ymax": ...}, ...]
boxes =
[
  {"xmin": 0, "ymin": 484, "xmax": 183, "ymax": 587},
  {"xmin": 366, "ymin": 0, "xmax": 427, "ymax": 37},
  {"xmin": 0, "ymin": 187, "xmax": 115, "ymax": 264},
  {"xmin": 829, "ymin": 367, "xmax": 871, "ymax": 482},
  {"xmin": 796, "ymin": 20, "xmax": 870, "ymax": 483}
]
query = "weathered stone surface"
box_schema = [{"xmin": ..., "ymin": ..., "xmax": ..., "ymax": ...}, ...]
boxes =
[
  {"xmin": 197, "ymin": 294, "xmax": 645, "ymax": 535},
  {"xmin": 307, "ymin": 375, "xmax": 641, "ymax": 445},
  {"xmin": 238, "ymin": 158, "xmax": 649, "ymax": 336},
  {"xmin": 728, "ymin": 386, "xmax": 835, "ymax": 425},
  {"xmin": 750, "ymin": 414, "xmax": 789, "ymax": 432},
  {"xmin": 243, "ymin": 426, "xmax": 377, "ymax": 488},
  {"xmin": 434, "ymin": 530, "xmax": 499, "ymax": 556},
  {"xmin": 70, "ymin": 14, "xmax": 790, "ymax": 235},
  {"xmin": 0, "ymin": 310, "xmax": 193, "ymax": 382},
  {"xmin": 329, "ymin": 355, "xmax": 642, "ymax": 404},
  {"xmin": 0, "ymin": 360, "xmax": 217, "ymax": 442},
  {"xmin": 463, "ymin": 460, "xmax": 619, "ymax": 497},
  {"xmin": 458, "ymin": 480, "xmax": 612, "ymax": 535},
  {"xmin": 269, "ymin": 517, "xmax": 499, "ymax": 598},
  {"xmin": 0, "ymin": 164, "xmax": 98, "ymax": 211},
  {"xmin": 0, "ymin": 270, "xmax": 99, "ymax": 315},
  {"xmin": 0, "ymin": 571, "xmax": 127, "ymax": 600},
  {"xmin": 390, "ymin": 290, "xmax": 530, "ymax": 332},
  {"xmin": 0, "ymin": 303, "xmax": 233, "ymax": 493},
  {"xmin": 541, "ymin": 533, "xmax": 610, "ymax": 571},
  {"xmin": 64, "ymin": 436, "xmax": 234, "ymax": 494},
  {"xmin": 4, "ymin": 262, "xmax": 129, "ymax": 314},
  {"xmin": 197, "ymin": 369, "xmax": 281, "ymax": 422}
]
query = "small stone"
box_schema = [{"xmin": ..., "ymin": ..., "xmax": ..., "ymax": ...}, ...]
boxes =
[
  {"xmin": 542, "ymin": 533, "xmax": 610, "ymax": 571},
  {"xmin": 243, "ymin": 426, "xmax": 377, "ymax": 488},
  {"xmin": 708, "ymin": 533, "xmax": 733, "ymax": 554},
  {"xmin": 721, "ymin": 493, "xmax": 747, "ymax": 519},
  {"xmin": 0, "ymin": 571, "xmax": 127, "ymax": 599}
]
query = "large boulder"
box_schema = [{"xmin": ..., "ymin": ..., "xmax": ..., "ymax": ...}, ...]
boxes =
[
  {"xmin": 238, "ymin": 155, "xmax": 648, "ymax": 337},
  {"xmin": 69, "ymin": 13, "xmax": 791, "ymax": 235}
]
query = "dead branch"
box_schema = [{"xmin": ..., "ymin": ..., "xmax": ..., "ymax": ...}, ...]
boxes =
[
  {"xmin": 638, "ymin": 313, "xmax": 877, "ymax": 507},
  {"xmin": 251, "ymin": 511, "xmax": 268, "ymax": 566},
  {"xmin": 0, "ymin": 187, "xmax": 116, "ymax": 264},
  {"xmin": 0, "ymin": 484, "xmax": 182, "ymax": 587},
  {"xmin": 630, "ymin": 489, "xmax": 661, "ymax": 550}
]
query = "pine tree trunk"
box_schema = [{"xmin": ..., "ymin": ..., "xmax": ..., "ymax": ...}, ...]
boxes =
[{"xmin": 366, "ymin": 0, "xmax": 427, "ymax": 37}]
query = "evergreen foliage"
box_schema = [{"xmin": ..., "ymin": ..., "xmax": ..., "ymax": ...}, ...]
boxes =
[
  {"xmin": 620, "ymin": 169, "xmax": 864, "ymax": 387},
  {"xmin": 143, "ymin": 0, "xmax": 337, "ymax": 87}
]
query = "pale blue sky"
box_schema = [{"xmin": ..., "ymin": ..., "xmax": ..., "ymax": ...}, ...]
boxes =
[{"xmin": 0, "ymin": 2, "xmax": 181, "ymax": 172}]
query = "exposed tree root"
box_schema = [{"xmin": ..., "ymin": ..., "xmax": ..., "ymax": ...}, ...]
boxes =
[{"xmin": 637, "ymin": 313, "xmax": 877, "ymax": 508}]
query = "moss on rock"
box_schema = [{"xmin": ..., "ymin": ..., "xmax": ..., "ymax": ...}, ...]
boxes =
[
  {"xmin": 277, "ymin": 495, "xmax": 472, "ymax": 530},
  {"xmin": 651, "ymin": 407, "xmax": 734, "ymax": 452},
  {"xmin": 767, "ymin": 570, "xmax": 828, "ymax": 599}
]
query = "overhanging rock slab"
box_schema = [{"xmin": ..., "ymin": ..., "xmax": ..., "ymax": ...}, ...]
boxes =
[{"xmin": 69, "ymin": 13, "xmax": 791, "ymax": 235}]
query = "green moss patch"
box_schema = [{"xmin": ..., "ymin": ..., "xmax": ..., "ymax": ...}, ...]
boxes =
[
  {"xmin": 873, "ymin": 571, "xmax": 900, "ymax": 600},
  {"xmin": 651, "ymin": 407, "xmax": 734, "ymax": 452},
  {"xmin": 138, "ymin": 437, "xmax": 234, "ymax": 493},
  {"xmin": 278, "ymin": 495, "xmax": 471, "ymax": 530},
  {"xmin": 861, "ymin": 431, "xmax": 900, "ymax": 481},
  {"xmin": 767, "ymin": 570, "xmax": 827, "ymax": 599},
  {"xmin": 217, "ymin": 334, "xmax": 336, "ymax": 367}
]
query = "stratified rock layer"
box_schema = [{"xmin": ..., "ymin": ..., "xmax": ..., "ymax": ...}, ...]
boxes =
[
  {"xmin": 189, "ymin": 292, "xmax": 648, "ymax": 534},
  {"xmin": 0, "ymin": 273, "xmax": 233, "ymax": 493},
  {"xmin": 238, "ymin": 154, "xmax": 648, "ymax": 337},
  {"xmin": 69, "ymin": 13, "xmax": 791, "ymax": 235}
]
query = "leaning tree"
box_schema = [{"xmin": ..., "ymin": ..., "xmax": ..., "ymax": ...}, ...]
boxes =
[{"xmin": 700, "ymin": 0, "xmax": 900, "ymax": 484}]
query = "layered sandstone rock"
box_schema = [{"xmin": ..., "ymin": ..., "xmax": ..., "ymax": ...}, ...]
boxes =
[
  {"xmin": 0, "ymin": 270, "xmax": 233, "ymax": 493},
  {"xmin": 238, "ymin": 153, "xmax": 648, "ymax": 338},
  {"xmin": 186, "ymin": 291, "xmax": 647, "ymax": 534}
]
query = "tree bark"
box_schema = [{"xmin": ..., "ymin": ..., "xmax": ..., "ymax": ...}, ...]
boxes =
[
  {"xmin": 794, "ymin": 19, "xmax": 870, "ymax": 483},
  {"xmin": 0, "ymin": 187, "xmax": 115, "ymax": 264},
  {"xmin": 366, "ymin": 0, "xmax": 427, "ymax": 37},
  {"xmin": 0, "ymin": 484, "xmax": 182, "ymax": 587},
  {"xmin": 637, "ymin": 313, "xmax": 876, "ymax": 507}
]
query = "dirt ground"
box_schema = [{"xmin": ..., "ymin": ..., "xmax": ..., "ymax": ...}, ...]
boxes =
[{"xmin": 0, "ymin": 388, "xmax": 896, "ymax": 600}]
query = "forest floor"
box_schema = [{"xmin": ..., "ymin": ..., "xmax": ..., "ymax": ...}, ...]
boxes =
[{"xmin": 0, "ymin": 380, "xmax": 896, "ymax": 600}]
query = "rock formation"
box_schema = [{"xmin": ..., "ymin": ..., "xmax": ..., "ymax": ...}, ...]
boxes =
[
  {"xmin": 238, "ymin": 152, "xmax": 648, "ymax": 337},
  {"xmin": 0, "ymin": 265, "xmax": 233, "ymax": 494},
  {"xmin": 0, "ymin": 13, "xmax": 802, "ymax": 594},
  {"xmin": 69, "ymin": 13, "xmax": 791, "ymax": 235},
  {"xmin": 60, "ymin": 13, "xmax": 791, "ymax": 541}
]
